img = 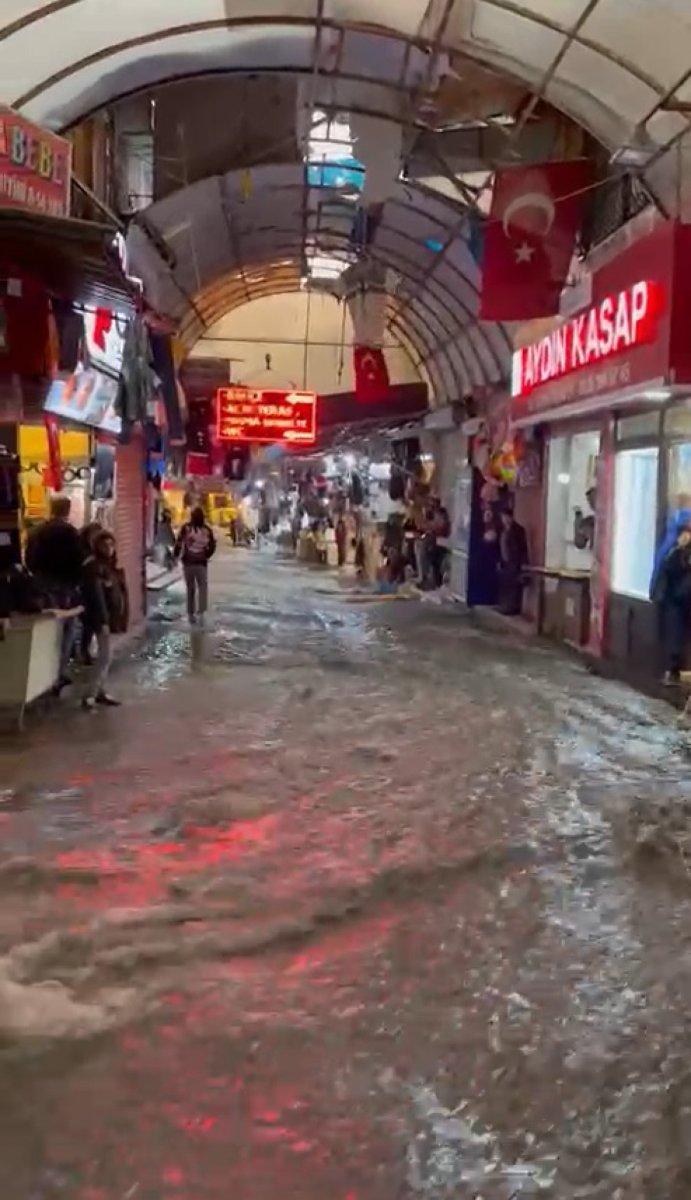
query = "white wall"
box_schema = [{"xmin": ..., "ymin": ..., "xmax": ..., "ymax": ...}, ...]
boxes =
[{"xmin": 189, "ymin": 291, "xmax": 421, "ymax": 395}]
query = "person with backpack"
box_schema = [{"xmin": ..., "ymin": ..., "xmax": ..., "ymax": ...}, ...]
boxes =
[{"xmin": 174, "ymin": 506, "xmax": 217, "ymax": 625}]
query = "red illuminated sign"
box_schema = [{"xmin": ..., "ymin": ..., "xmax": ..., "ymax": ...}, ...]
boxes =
[
  {"xmin": 0, "ymin": 106, "xmax": 71, "ymax": 217},
  {"xmin": 512, "ymin": 280, "xmax": 665, "ymax": 399},
  {"xmin": 216, "ymin": 387, "xmax": 317, "ymax": 446}
]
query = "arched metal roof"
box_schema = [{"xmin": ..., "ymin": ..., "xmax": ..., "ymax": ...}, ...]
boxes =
[
  {"xmin": 2, "ymin": 0, "xmax": 689, "ymax": 209},
  {"xmin": 126, "ymin": 163, "xmax": 513, "ymax": 401},
  {"xmin": 5, "ymin": 1, "xmax": 688, "ymax": 403}
]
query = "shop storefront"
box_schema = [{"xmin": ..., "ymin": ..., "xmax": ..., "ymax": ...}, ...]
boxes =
[
  {"xmin": 19, "ymin": 425, "xmax": 92, "ymax": 533},
  {"xmin": 450, "ymin": 390, "xmax": 543, "ymax": 611},
  {"xmin": 511, "ymin": 220, "xmax": 691, "ymax": 673}
]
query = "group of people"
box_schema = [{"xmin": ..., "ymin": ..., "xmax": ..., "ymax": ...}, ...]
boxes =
[
  {"xmin": 381, "ymin": 493, "xmax": 451, "ymax": 590},
  {"xmin": 25, "ymin": 495, "xmax": 128, "ymax": 709}
]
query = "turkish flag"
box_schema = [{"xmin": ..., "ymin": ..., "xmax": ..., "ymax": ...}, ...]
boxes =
[
  {"xmin": 479, "ymin": 160, "xmax": 593, "ymax": 320},
  {"xmin": 353, "ymin": 345, "xmax": 390, "ymax": 402}
]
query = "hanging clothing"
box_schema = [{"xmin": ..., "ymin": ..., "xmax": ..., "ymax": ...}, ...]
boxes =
[
  {"xmin": 150, "ymin": 332, "xmax": 184, "ymax": 443},
  {"xmin": 116, "ymin": 318, "xmax": 156, "ymax": 430},
  {"xmin": 51, "ymin": 299, "xmax": 85, "ymax": 372}
]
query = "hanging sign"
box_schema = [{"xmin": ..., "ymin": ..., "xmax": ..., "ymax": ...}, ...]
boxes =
[
  {"xmin": 511, "ymin": 280, "xmax": 665, "ymax": 399},
  {"xmin": 216, "ymin": 387, "xmax": 317, "ymax": 446},
  {"xmin": 0, "ymin": 106, "xmax": 71, "ymax": 217}
]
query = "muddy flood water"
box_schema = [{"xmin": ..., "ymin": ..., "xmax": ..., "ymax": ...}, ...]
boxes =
[{"xmin": 2, "ymin": 549, "xmax": 691, "ymax": 1199}]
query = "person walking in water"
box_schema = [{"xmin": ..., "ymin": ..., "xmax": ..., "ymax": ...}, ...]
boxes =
[
  {"xmin": 175, "ymin": 505, "xmax": 216, "ymax": 625},
  {"xmin": 81, "ymin": 531, "xmax": 129, "ymax": 709}
]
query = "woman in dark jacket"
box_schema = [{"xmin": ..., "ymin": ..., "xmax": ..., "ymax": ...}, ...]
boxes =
[
  {"xmin": 652, "ymin": 524, "xmax": 691, "ymax": 684},
  {"xmin": 81, "ymin": 532, "xmax": 129, "ymax": 709}
]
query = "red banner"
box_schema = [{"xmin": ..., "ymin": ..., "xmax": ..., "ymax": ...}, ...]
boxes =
[
  {"xmin": 480, "ymin": 160, "xmax": 592, "ymax": 321},
  {"xmin": 511, "ymin": 221, "xmax": 684, "ymax": 424},
  {"xmin": 0, "ymin": 106, "xmax": 71, "ymax": 218},
  {"xmin": 43, "ymin": 413, "xmax": 62, "ymax": 491},
  {"xmin": 216, "ymin": 387, "xmax": 316, "ymax": 446},
  {"xmin": 512, "ymin": 281, "xmax": 666, "ymax": 400}
]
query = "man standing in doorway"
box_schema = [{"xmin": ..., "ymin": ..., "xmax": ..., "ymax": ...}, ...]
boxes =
[
  {"xmin": 498, "ymin": 509, "xmax": 529, "ymax": 616},
  {"xmin": 175, "ymin": 506, "xmax": 216, "ymax": 625}
]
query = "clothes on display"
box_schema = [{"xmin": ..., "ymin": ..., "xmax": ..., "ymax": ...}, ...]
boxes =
[
  {"xmin": 50, "ymin": 298, "xmax": 85, "ymax": 372},
  {"xmin": 150, "ymin": 331, "xmax": 184, "ymax": 444},
  {"xmin": 116, "ymin": 318, "xmax": 157, "ymax": 432}
]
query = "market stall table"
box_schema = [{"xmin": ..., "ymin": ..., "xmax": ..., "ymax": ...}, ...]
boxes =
[{"xmin": 0, "ymin": 606, "xmax": 83, "ymax": 730}]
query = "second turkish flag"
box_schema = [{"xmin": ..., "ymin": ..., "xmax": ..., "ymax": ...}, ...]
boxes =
[
  {"xmin": 353, "ymin": 345, "xmax": 390, "ymax": 402},
  {"xmin": 479, "ymin": 160, "xmax": 593, "ymax": 321}
]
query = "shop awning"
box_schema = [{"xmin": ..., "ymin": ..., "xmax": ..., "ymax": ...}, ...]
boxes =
[
  {"xmin": 0, "ymin": 211, "xmax": 135, "ymax": 314},
  {"xmin": 312, "ymin": 382, "xmax": 429, "ymax": 450}
]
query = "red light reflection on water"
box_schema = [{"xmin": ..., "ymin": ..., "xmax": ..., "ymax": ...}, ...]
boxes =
[
  {"xmin": 162, "ymin": 1165, "xmax": 186, "ymax": 1186},
  {"xmin": 52, "ymin": 815, "xmax": 280, "ymax": 910},
  {"xmin": 286, "ymin": 913, "xmax": 399, "ymax": 976}
]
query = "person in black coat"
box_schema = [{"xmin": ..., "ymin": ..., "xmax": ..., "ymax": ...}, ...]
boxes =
[
  {"xmin": 26, "ymin": 495, "xmax": 84, "ymax": 687},
  {"xmin": 652, "ymin": 524, "xmax": 691, "ymax": 684},
  {"xmin": 498, "ymin": 509, "xmax": 529, "ymax": 616},
  {"xmin": 81, "ymin": 531, "xmax": 129, "ymax": 709}
]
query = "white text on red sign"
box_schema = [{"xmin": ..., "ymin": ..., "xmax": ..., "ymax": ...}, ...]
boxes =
[{"xmin": 511, "ymin": 281, "xmax": 665, "ymax": 399}]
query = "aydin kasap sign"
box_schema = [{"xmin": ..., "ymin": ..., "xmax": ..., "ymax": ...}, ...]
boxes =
[{"xmin": 511, "ymin": 280, "xmax": 665, "ymax": 399}]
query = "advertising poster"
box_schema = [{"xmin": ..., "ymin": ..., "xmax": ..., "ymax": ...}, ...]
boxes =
[{"xmin": 44, "ymin": 309, "xmax": 126, "ymax": 436}]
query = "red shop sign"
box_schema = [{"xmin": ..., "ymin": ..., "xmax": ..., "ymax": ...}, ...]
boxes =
[
  {"xmin": 0, "ymin": 106, "xmax": 71, "ymax": 218},
  {"xmin": 512, "ymin": 280, "xmax": 666, "ymax": 400},
  {"xmin": 216, "ymin": 386, "xmax": 317, "ymax": 446}
]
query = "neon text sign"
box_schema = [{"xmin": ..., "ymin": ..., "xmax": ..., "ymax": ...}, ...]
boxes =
[{"xmin": 512, "ymin": 280, "xmax": 665, "ymax": 399}]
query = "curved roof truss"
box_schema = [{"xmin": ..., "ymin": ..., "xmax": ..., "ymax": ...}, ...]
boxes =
[
  {"xmin": 126, "ymin": 163, "xmax": 513, "ymax": 400},
  {"xmin": 1, "ymin": 1, "xmax": 689, "ymax": 215}
]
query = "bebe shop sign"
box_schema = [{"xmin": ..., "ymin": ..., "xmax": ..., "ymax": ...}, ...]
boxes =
[{"xmin": 511, "ymin": 280, "xmax": 665, "ymax": 400}]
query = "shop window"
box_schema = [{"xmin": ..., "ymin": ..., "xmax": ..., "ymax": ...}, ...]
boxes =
[
  {"xmin": 545, "ymin": 431, "xmax": 600, "ymax": 571},
  {"xmin": 668, "ymin": 441, "xmax": 691, "ymax": 518},
  {"xmin": 616, "ymin": 411, "xmax": 660, "ymax": 442},
  {"xmin": 665, "ymin": 401, "xmax": 691, "ymax": 438},
  {"xmin": 611, "ymin": 447, "xmax": 659, "ymax": 600}
]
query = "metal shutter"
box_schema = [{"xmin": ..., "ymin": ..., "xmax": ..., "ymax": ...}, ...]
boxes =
[{"xmin": 115, "ymin": 433, "xmax": 145, "ymax": 631}]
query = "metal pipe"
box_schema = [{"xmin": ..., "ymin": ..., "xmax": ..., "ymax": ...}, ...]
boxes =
[{"xmin": 197, "ymin": 334, "xmax": 400, "ymax": 348}]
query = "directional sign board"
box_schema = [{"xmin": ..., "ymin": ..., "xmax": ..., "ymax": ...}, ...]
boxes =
[{"xmin": 216, "ymin": 386, "xmax": 317, "ymax": 446}]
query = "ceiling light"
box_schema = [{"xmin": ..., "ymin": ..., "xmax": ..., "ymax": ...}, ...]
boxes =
[{"xmin": 306, "ymin": 254, "xmax": 348, "ymax": 280}]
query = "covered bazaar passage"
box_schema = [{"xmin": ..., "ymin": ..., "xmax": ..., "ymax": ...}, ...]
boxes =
[{"xmin": 4, "ymin": 4, "xmax": 691, "ymax": 1198}]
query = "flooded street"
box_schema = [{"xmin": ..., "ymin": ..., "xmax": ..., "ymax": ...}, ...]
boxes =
[{"xmin": 2, "ymin": 548, "xmax": 691, "ymax": 1199}]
